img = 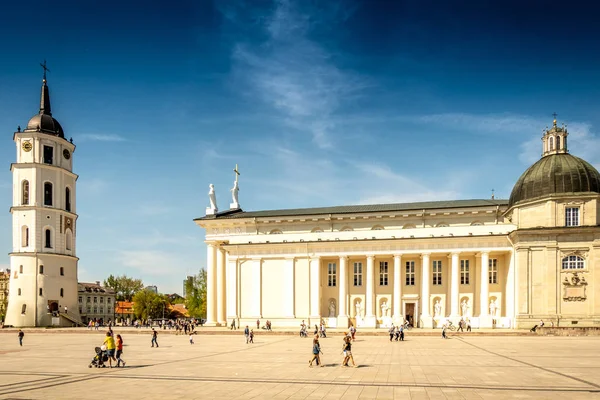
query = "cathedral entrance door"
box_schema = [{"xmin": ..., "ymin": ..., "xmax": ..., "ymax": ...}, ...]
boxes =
[{"xmin": 405, "ymin": 303, "xmax": 415, "ymax": 327}]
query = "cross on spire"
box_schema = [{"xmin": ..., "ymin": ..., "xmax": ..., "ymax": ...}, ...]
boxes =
[
  {"xmin": 233, "ymin": 164, "xmax": 240, "ymax": 183},
  {"xmin": 552, "ymin": 112, "xmax": 558, "ymax": 127},
  {"xmin": 40, "ymin": 60, "xmax": 50, "ymax": 81}
]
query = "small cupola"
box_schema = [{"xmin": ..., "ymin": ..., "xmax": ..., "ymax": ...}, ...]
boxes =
[{"xmin": 541, "ymin": 113, "xmax": 568, "ymax": 157}]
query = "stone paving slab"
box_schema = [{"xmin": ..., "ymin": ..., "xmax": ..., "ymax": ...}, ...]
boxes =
[{"xmin": 0, "ymin": 332, "xmax": 598, "ymax": 399}]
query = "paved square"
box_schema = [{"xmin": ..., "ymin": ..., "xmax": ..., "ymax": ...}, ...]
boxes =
[{"xmin": 0, "ymin": 330, "xmax": 599, "ymax": 399}]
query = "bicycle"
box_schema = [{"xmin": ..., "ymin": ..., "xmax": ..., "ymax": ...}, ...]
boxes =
[{"xmin": 446, "ymin": 321, "xmax": 456, "ymax": 331}]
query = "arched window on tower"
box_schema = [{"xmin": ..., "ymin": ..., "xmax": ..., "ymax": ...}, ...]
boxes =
[
  {"xmin": 65, "ymin": 187, "xmax": 71, "ymax": 212},
  {"xmin": 22, "ymin": 180, "xmax": 29, "ymax": 205},
  {"xmin": 556, "ymin": 136, "xmax": 561, "ymax": 150},
  {"xmin": 549, "ymin": 136, "xmax": 554, "ymax": 151},
  {"xmin": 65, "ymin": 229, "xmax": 72, "ymax": 251},
  {"xmin": 44, "ymin": 182, "xmax": 53, "ymax": 206},
  {"xmin": 44, "ymin": 229, "xmax": 52, "ymax": 248},
  {"xmin": 21, "ymin": 226, "xmax": 29, "ymax": 247}
]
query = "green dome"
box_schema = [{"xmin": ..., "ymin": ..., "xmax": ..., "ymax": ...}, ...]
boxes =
[{"xmin": 509, "ymin": 153, "xmax": 600, "ymax": 207}]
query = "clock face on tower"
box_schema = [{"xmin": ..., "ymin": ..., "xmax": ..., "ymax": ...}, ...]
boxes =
[
  {"xmin": 63, "ymin": 149, "xmax": 71, "ymax": 160},
  {"xmin": 22, "ymin": 141, "xmax": 32, "ymax": 152}
]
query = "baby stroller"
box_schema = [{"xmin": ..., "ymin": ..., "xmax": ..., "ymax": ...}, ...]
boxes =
[{"xmin": 89, "ymin": 346, "xmax": 108, "ymax": 368}]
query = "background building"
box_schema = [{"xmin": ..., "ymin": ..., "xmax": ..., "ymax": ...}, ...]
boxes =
[
  {"xmin": 145, "ymin": 285, "xmax": 158, "ymax": 294},
  {"xmin": 5, "ymin": 69, "xmax": 80, "ymax": 327},
  {"xmin": 78, "ymin": 282, "xmax": 115, "ymax": 325},
  {"xmin": 0, "ymin": 269, "xmax": 10, "ymax": 321},
  {"xmin": 195, "ymin": 118, "xmax": 600, "ymax": 329}
]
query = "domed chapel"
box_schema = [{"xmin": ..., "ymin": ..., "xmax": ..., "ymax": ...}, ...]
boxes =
[{"xmin": 195, "ymin": 117, "xmax": 600, "ymax": 330}]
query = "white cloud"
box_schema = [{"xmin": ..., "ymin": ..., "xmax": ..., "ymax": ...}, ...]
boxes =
[
  {"xmin": 229, "ymin": 0, "xmax": 366, "ymax": 148},
  {"xmin": 116, "ymin": 250, "xmax": 187, "ymax": 277},
  {"xmin": 78, "ymin": 133, "xmax": 127, "ymax": 142},
  {"xmin": 78, "ymin": 178, "xmax": 109, "ymax": 194}
]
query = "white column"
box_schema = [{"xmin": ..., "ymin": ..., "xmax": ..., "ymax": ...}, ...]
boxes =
[
  {"xmin": 337, "ymin": 256, "xmax": 348, "ymax": 328},
  {"xmin": 392, "ymin": 254, "xmax": 402, "ymax": 324},
  {"xmin": 252, "ymin": 258, "xmax": 262, "ymax": 318},
  {"xmin": 450, "ymin": 252, "xmax": 460, "ymax": 317},
  {"xmin": 338, "ymin": 256, "xmax": 347, "ymax": 316},
  {"xmin": 479, "ymin": 252, "xmax": 489, "ymax": 317},
  {"xmin": 284, "ymin": 258, "xmax": 295, "ymax": 318},
  {"xmin": 206, "ymin": 243, "xmax": 217, "ymax": 325},
  {"xmin": 365, "ymin": 255, "xmax": 375, "ymax": 318},
  {"xmin": 309, "ymin": 257, "xmax": 321, "ymax": 321},
  {"xmin": 506, "ymin": 251, "xmax": 515, "ymax": 321},
  {"xmin": 226, "ymin": 257, "xmax": 238, "ymax": 320},
  {"xmin": 216, "ymin": 247, "xmax": 226, "ymax": 325},
  {"xmin": 420, "ymin": 253, "xmax": 431, "ymax": 317}
]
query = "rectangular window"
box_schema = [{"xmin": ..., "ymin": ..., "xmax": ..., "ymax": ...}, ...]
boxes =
[
  {"xmin": 19, "ymin": 265, "xmax": 23, "ymax": 274},
  {"xmin": 94, "ymin": 297, "xmax": 97, "ymax": 303},
  {"xmin": 93, "ymin": 307, "xmax": 97, "ymax": 313},
  {"xmin": 107, "ymin": 298, "xmax": 112, "ymax": 304},
  {"xmin": 327, "ymin": 262, "xmax": 337, "ymax": 287},
  {"xmin": 43, "ymin": 145, "xmax": 54, "ymax": 165},
  {"xmin": 87, "ymin": 306, "xmax": 91, "ymax": 313},
  {"xmin": 100, "ymin": 297, "xmax": 104, "ymax": 303},
  {"xmin": 78, "ymin": 296, "xmax": 82, "ymax": 303},
  {"xmin": 379, "ymin": 261, "xmax": 389, "ymax": 286},
  {"xmin": 87, "ymin": 297, "xmax": 91, "ymax": 303},
  {"xmin": 60, "ymin": 267, "xmax": 64, "ymax": 276},
  {"xmin": 432, "ymin": 260, "xmax": 442, "ymax": 285},
  {"xmin": 405, "ymin": 261, "xmax": 415, "ymax": 286},
  {"xmin": 489, "ymin": 259, "xmax": 498, "ymax": 284},
  {"xmin": 565, "ymin": 207, "xmax": 579, "ymax": 227},
  {"xmin": 39, "ymin": 288, "xmax": 43, "ymax": 296},
  {"xmin": 39, "ymin": 265, "xmax": 44, "ymax": 274},
  {"xmin": 460, "ymin": 260, "xmax": 470, "ymax": 285},
  {"xmin": 353, "ymin": 262, "xmax": 363, "ymax": 286},
  {"xmin": 100, "ymin": 307, "xmax": 104, "ymax": 313}
]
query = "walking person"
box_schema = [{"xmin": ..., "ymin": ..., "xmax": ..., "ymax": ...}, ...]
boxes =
[
  {"xmin": 388, "ymin": 325, "xmax": 395, "ymax": 342},
  {"xmin": 466, "ymin": 318, "xmax": 472, "ymax": 332},
  {"xmin": 400, "ymin": 324, "xmax": 405, "ymax": 341},
  {"xmin": 189, "ymin": 332, "xmax": 194, "ymax": 345},
  {"xmin": 309, "ymin": 335, "xmax": 323, "ymax": 367},
  {"xmin": 230, "ymin": 319, "xmax": 236, "ymax": 330},
  {"xmin": 18, "ymin": 329, "xmax": 24, "ymax": 346},
  {"xmin": 103, "ymin": 332, "xmax": 117, "ymax": 368},
  {"xmin": 256, "ymin": 319, "xmax": 260, "ymax": 330},
  {"xmin": 116, "ymin": 334, "xmax": 126, "ymax": 367},
  {"xmin": 249, "ymin": 329, "xmax": 254, "ymax": 343},
  {"xmin": 457, "ymin": 319, "xmax": 464, "ymax": 332},
  {"xmin": 244, "ymin": 325, "xmax": 250, "ymax": 344},
  {"xmin": 151, "ymin": 328, "xmax": 159, "ymax": 348},
  {"xmin": 341, "ymin": 336, "xmax": 357, "ymax": 367}
]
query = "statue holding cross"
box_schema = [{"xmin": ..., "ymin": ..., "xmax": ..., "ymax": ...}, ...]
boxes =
[{"xmin": 230, "ymin": 164, "xmax": 241, "ymax": 210}]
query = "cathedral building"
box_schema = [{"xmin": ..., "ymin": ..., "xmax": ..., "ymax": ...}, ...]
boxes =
[
  {"xmin": 195, "ymin": 118, "xmax": 600, "ymax": 329},
  {"xmin": 4, "ymin": 68, "xmax": 80, "ymax": 327}
]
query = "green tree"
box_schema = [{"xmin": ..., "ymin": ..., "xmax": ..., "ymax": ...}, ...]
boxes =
[
  {"xmin": 104, "ymin": 274, "xmax": 144, "ymax": 301},
  {"xmin": 132, "ymin": 289, "xmax": 169, "ymax": 320},
  {"xmin": 185, "ymin": 269, "xmax": 207, "ymax": 318}
]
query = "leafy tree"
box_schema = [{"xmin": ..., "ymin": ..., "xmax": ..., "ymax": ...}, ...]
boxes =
[
  {"xmin": 185, "ymin": 269, "xmax": 207, "ymax": 318},
  {"xmin": 132, "ymin": 289, "xmax": 169, "ymax": 320},
  {"xmin": 104, "ymin": 274, "xmax": 144, "ymax": 301}
]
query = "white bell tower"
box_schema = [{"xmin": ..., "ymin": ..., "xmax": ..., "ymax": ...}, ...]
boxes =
[{"xmin": 4, "ymin": 64, "xmax": 80, "ymax": 327}]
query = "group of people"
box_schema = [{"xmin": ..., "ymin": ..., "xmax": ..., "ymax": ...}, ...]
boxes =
[
  {"xmin": 101, "ymin": 328, "xmax": 126, "ymax": 368},
  {"xmin": 243, "ymin": 325, "xmax": 255, "ymax": 343},
  {"xmin": 299, "ymin": 320, "xmax": 331, "ymax": 339},
  {"xmin": 309, "ymin": 332, "xmax": 357, "ymax": 368},
  {"xmin": 387, "ymin": 324, "xmax": 405, "ymax": 341}
]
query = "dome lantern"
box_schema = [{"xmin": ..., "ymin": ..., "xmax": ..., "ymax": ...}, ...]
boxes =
[{"xmin": 541, "ymin": 113, "xmax": 568, "ymax": 157}]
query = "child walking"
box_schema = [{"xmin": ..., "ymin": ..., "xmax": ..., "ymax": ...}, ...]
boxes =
[
  {"xmin": 116, "ymin": 334, "xmax": 126, "ymax": 367},
  {"xmin": 341, "ymin": 336, "xmax": 357, "ymax": 367},
  {"xmin": 189, "ymin": 333, "xmax": 194, "ymax": 345},
  {"xmin": 309, "ymin": 335, "xmax": 323, "ymax": 367}
]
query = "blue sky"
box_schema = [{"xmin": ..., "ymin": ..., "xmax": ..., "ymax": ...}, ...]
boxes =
[{"xmin": 1, "ymin": 0, "xmax": 600, "ymax": 294}]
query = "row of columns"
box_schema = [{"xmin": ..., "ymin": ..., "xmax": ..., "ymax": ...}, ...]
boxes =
[
  {"xmin": 207, "ymin": 245, "xmax": 508, "ymax": 326},
  {"xmin": 315, "ymin": 252, "xmax": 498, "ymax": 324}
]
